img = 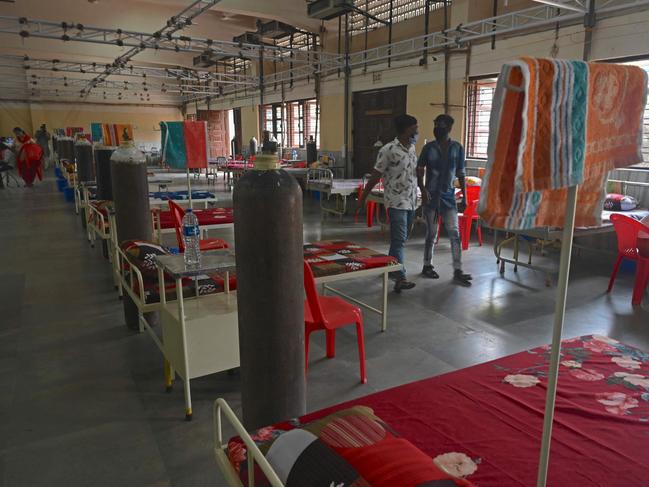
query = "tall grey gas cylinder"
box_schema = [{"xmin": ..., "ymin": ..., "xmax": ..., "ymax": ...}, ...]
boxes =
[
  {"xmin": 234, "ymin": 151, "xmax": 306, "ymax": 430},
  {"xmin": 111, "ymin": 141, "xmax": 154, "ymax": 331},
  {"xmin": 74, "ymin": 139, "xmax": 94, "ymax": 183},
  {"xmin": 58, "ymin": 137, "xmax": 75, "ymax": 163},
  {"xmin": 95, "ymin": 146, "xmax": 116, "ymax": 200}
]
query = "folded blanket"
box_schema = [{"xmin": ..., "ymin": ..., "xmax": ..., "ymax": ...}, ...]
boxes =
[{"xmin": 479, "ymin": 58, "xmax": 647, "ymax": 230}]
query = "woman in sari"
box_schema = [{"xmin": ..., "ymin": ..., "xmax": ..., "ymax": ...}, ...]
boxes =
[{"xmin": 13, "ymin": 127, "xmax": 44, "ymax": 187}]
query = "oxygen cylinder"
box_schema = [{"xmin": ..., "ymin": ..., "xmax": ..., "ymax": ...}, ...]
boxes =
[
  {"xmin": 248, "ymin": 136, "xmax": 258, "ymax": 157},
  {"xmin": 58, "ymin": 137, "xmax": 75, "ymax": 164},
  {"xmin": 234, "ymin": 144, "xmax": 306, "ymax": 430},
  {"xmin": 94, "ymin": 145, "xmax": 116, "ymax": 259},
  {"xmin": 111, "ymin": 140, "xmax": 155, "ymax": 331},
  {"xmin": 74, "ymin": 138, "xmax": 94, "ymax": 229},
  {"xmin": 75, "ymin": 138, "xmax": 94, "ymax": 183},
  {"xmin": 306, "ymin": 137, "xmax": 317, "ymax": 164},
  {"xmin": 95, "ymin": 146, "xmax": 116, "ymax": 200}
]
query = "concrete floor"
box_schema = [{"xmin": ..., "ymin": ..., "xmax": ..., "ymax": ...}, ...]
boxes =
[{"xmin": 0, "ymin": 171, "xmax": 647, "ymax": 486}]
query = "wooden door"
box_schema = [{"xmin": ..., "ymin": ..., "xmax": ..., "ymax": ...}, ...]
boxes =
[
  {"xmin": 352, "ymin": 85, "xmax": 407, "ymax": 178},
  {"xmin": 233, "ymin": 108, "xmax": 242, "ymax": 156},
  {"xmin": 198, "ymin": 110, "xmax": 230, "ymax": 157}
]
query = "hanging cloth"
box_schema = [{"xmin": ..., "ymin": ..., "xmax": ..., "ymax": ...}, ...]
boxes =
[
  {"xmin": 479, "ymin": 58, "xmax": 647, "ymax": 230},
  {"xmin": 160, "ymin": 121, "xmax": 188, "ymax": 169},
  {"xmin": 90, "ymin": 123, "xmax": 103, "ymax": 143},
  {"xmin": 183, "ymin": 120, "xmax": 209, "ymax": 169}
]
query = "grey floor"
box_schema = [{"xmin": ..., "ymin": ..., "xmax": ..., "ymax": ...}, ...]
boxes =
[{"xmin": 1, "ymin": 170, "xmax": 647, "ymax": 486}]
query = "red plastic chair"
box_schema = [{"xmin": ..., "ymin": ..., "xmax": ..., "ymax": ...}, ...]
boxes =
[
  {"xmin": 303, "ymin": 261, "xmax": 367, "ymax": 384},
  {"xmin": 632, "ymin": 255, "xmax": 649, "ymax": 306},
  {"xmin": 434, "ymin": 186, "xmax": 482, "ymax": 247},
  {"xmin": 608, "ymin": 213, "xmax": 648, "ymax": 294},
  {"xmin": 458, "ymin": 185, "xmax": 483, "ymax": 250},
  {"xmin": 168, "ymin": 200, "xmax": 229, "ymax": 252}
]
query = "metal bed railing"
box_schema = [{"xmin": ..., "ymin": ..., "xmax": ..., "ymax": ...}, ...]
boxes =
[{"xmin": 212, "ymin": 398, "xmax": 284, "ymax": 487}]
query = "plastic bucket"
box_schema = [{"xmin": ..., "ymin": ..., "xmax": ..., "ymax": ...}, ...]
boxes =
[
  {"xmin": 63, "ymin": 186, "xmax": 75, "ymax": 202},
  {"xmin": 54, "ymin": 167, "xmax": 62, "ymax": 178},
  {"xmin": 56, "ymin": 178, "xmax": 67, "ymax": 192}
]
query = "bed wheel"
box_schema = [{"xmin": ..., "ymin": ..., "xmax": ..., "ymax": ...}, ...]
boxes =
[
  {"xmin": 165, "ymin": 385, "xmax": 173, "ymax": 393},
  {"xmin": 185, "ymin": 412, "xmax": 193, "ymax": 421}
]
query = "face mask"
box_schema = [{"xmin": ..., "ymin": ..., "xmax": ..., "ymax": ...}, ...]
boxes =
[
  {"xmin": 409, "ymin": 133, "xmax": 419, "ymax": 146},
  {"xmin": 434, "ymin": 127, "xmax": 449, "ymax": 140}
]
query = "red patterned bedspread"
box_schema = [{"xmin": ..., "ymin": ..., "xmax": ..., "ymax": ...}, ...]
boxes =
[
  {"xmin": 155, "ymin": 207, "xmax": 234, "ymax": 230},
  {"xmin": 304, "ymin": 240, "xmax": 398, "ymax": 278},
  {"xmin": 230, "ymin": 335, "xmax": 649, "ymax": 486}
]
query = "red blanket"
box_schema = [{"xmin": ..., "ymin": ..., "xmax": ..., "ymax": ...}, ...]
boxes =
[
  {"xmin": 302, "ymin": 335, "xmax": 649, "ymax": 486},
  {"xmin": 156, "ymin": 207, "xmax": 234, "ymax": 230},
  {"xmin": 232, "ymin": 335, "xmax": 649, "ymax": 486}
]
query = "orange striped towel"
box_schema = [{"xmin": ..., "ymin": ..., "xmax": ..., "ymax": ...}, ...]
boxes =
[{"xmin": 479, "ymin": 58, "xmax": 647, "ymax": 230}]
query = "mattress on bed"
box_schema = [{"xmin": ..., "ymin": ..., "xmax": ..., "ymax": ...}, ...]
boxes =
[
  {"xmin": 228, "ymin": 335, "xmax": 649, "ymax": 487},
  {"xmin": 309, "ymin": 179, "xmax": 364, "ymax": 190},
  {"xmin": 155, "ymin": 207, "xmax": 234, "ymax": 229},
  {"xmin": 149, "ymin": 190, "xmax": 216, "ymax": 201},
  {"xmin": 227, "ymin": 406, "xmax": 473, "ymax": 487},
  {"xmin": 121, "ymin": 240, "xmax": 236, "ymax": 303},
  {"xmin": 226, "ymin": 163, "xmax": 252, "ymax": 170}
]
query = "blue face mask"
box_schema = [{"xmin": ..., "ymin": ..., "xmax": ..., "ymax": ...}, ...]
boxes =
[{"xmin": 409, "ymin": 133, "xmax": 419, "ymax": 146}]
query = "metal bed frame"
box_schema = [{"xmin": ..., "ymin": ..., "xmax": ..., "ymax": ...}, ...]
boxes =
[
  {"xmin": 316, "ymin": 261, "xmax": 403, "ymax": 332},
  {"xmin": 306, "ymin": 168, "xmax": 364, "ymax": 218},
  {"xmin": 493, "ymin": 179, "xmax": 649, "ymax": 285},
  {"xmin": 207, "ymin": 156, "xmax": 228, "ymax": 185},
  {"xmin": 114, "ymin": 245, "xmax": 161, "ymax": 332},
  {"xmin": 491, "ymin": 211, "xmax": 648, "ymax": 286},
  {"xmin": 213, "ymin": 398, "xmax": 284, "ymax": 487},
  {"xmin": 78, "ymin": 182, "xmax": 97, "ymax": 231}
]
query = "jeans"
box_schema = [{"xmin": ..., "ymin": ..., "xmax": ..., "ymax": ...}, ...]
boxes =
[
  {"xmin": 423, "ymin": 205, "xmax": 462, "ymax": 271},
  {"xmin": 388, "ymin": 208, "xmax": 415, "ymax": 280}
]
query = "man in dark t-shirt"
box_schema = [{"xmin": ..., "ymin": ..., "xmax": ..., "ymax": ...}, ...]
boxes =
[{"xmin": 416, "ymin": 114, "xmax": 472, "ymax": 286}]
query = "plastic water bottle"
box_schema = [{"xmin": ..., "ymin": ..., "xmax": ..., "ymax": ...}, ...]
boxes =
[
  {"xmin": 291, "ymin": 148, "xmax": 298, "ymax": 161},
  {"xmin": 182, "ymin": 209, "xmax": 201, "ymax": 267}
]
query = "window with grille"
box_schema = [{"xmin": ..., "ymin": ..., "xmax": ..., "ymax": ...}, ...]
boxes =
[
  {"xmin": 276, "ymin": 33, "xmax": 318, "ymax": 52},
  {"xmin": 289, "ymin": 102, "xmax": 305, "ymax": 147},
  {"xmin": 274, "ymin": 105, "xmax": 284, "ymax": 146},
  {"xmin": 465, "ymin": 78, "xmax": 496, "ymax": 160},
  {"xmin": 224, "ymin": 58, "xmax": 251, "ymax": 74},
  {"xmin": 350, "ymin": 0, "xmax": 448, "ymax": 34},
  {"xmin": 306, "ymin": 100, "xmax": 320, "ymax": 148},
  {"xmin": 261, "ymin": 98, "xmax": 320, "ymax": 149}
]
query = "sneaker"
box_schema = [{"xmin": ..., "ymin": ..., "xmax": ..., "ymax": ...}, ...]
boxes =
[
  {"xmin": 421, "ymin": 265, "xmax": 439, "ymax": 279},
  {"xmin": 394, "ymin": 279, "xmax": 416, "ymax": 293},
  {"xmin": 453, "ymin": 269, "xmax": 473, "ymax": 287}
]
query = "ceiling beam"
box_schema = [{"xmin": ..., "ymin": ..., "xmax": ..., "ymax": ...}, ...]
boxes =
[
  {"xmin": 85, "ymin": 0, "xmax": 222, "ymax": 95},
  {"xmin": 0, "ymin": 15, "xmax": 323, "ymax": 65},
  {"xmin": 0, "ymin": 54, "xmax": 257, "ymax": 85}
]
